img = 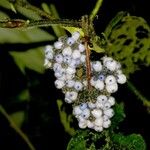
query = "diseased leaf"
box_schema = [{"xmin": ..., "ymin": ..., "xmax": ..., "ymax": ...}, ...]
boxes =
[
  {"xmin": 105, "ymin": 14, "xmax": 150, "ymax": 76},
  {"xmin": 9, "ymin": 47, "xmax": 45, "ymax": 74}
]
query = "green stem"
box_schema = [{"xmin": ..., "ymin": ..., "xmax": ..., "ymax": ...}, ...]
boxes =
[
  {"xmin": 90, "ymin": 0, "xmax": 103, "ymax": 21},
  {"xmin": 0, "ymin": 19, "xmax": 81, "ymax": 29},
  {"xmin": 0, "ymin": 105, "xmax": 35, "ymax": 150},
  {"xmin": 127, "ymin": 81, "xmax": 150, "ymax": 109}
]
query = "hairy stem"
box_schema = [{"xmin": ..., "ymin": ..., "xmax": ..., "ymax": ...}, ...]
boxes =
[
  {"xmin": 0, "ymin": 19, "xmax": 81, "ymax": 29},
  {"xmin": 0, "ymin": 105, "xmax": 35, "ymax": 150},
  {"xmin": 127, "ymin": 81, "xmax": 150, "ymax": 111},
  {"xmin": 90, "ymin": 0, "xmax": 103, "ymax": 21}
]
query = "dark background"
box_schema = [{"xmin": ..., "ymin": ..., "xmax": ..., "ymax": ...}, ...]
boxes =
[{"xmin": 0, "ymin": 0, "xmax": 150, "ymax": 149}]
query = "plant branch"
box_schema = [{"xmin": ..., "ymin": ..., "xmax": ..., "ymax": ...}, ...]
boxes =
[
  {"xmin": 127, "ymin": 81, "xmax": 150, "ymax": 111},
  {"xmin": 0, "ymin": 105, "xmax": 35, "ymax": 150},
  {"xmin": 90, "ymin": 0, "xmax": 103, "ymax": 21},
  {"xmin": 0, "ymin": 19, "xmax": 81, "ymax": 29}
]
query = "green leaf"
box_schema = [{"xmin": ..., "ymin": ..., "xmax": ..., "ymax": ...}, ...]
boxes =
[
  {"xmin": 105, "ymin": 14, "xmax": 150, "ymax": 76},
  {"xmin": 0, "ymin": 28, "xmax": 55, "ymax": 43},
  {"xmin": 67, "ymin": 130, "xmax": 88, "ymax": 150},
  {"xmin": 17, "ymin": 89, "xmax": 30, "ymax": 102},
  {"xmin": 0, "ymin": 11, "xmax": 9, "ymax": 19},
  {"xmin": 111, "ymin": 103, "xmax": 125, "ymax": 129},
  {"xmin": 57, "ymin": 100, "xmax": 75, "ymax": 136},
  {"xmin": 9, "ymin": 47, "xmax": 45, "ymax": 74},
  {"xmin": 0, "ymin": 0, "xmax": 12, "ymax": 10},
  {"xmin": 10, "ymin": 111, "xmax": 25, "ymax": 128},
  {"xmin": 112, "ymin": 133, "xmax": 146, "ymax": 150}
]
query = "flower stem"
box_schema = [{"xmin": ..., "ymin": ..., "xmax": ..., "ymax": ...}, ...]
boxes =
[
  {"xmin": 0, "ymin": 105, "xmax": 35, "ymax": 150},
  {"xmin": 127, "ymin": 81, "xmax": 150, "ymax": 112},
  {"xmin": 90, "ymin": 0, "xmax": 103, "ymax": 21}
]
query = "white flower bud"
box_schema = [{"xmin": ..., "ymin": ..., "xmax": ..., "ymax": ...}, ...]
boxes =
[
  {"xmin": 81, "ymin": 108, "xmax": 90, "ymax": 119},
  {"xmin": 91, "ymin": 109, "xmax": 102, "ymax": 118},
  {"xmin": 72, "ymin": 31, "xmax": 80, "ymax": 41},
  {"xmin": 55, "ymin": 54, "xmax": 63, "ymax": 63},
  {"xmin": 73, "ymin": 106, "xmax": 82, "ymax": 116},
  {"xmin": 66, "ymin": 67, "xmax": 76, "ymax": 75},
  {"xmin": 63, "ymin": 56, "xmax": 72, "ymax": 64},
  {"xmin": 94, "ymin": 117, "xmax": 103, "ymax": 126},
  {"xmin": 44, "ymin": 59, "xmax": 52, "ymax": 68},
  {"xmin": 65, "ymin": 91, "xmax": 78, "ymax": 101},
  {"xmin": 97, "ymin": 95, "xmax": 107, "ymax": 104},
  {"xmin": 95, "ymin": 80, "xmax": 104, "ymax": 91},
  {"xmin": 105, "ymin": 75, "xmax": 116, "ymax": 85},
  {"xmin": 104, "ymin": 108, "xmax": 114, "ymax": 118},
  {"xmin": 79, "ymin": 103, "xmax": 87, "ymax": 110},
  {"xmin": 72, "ymin": 50, "xmax": 81, "ymax": 59},
  {"xmin": 94, "ymin": 126, "xmax": 103, "ymax": 132},
  {"xmin": 88, "ymin": 102, "xmax": 96, "ymax": 109},
  {"xmin": 54, "ymin": 41, "xmax": 63, "ymax": 49},
  {"xmin": 78, "ymin": 43, "xmax": 85, "ymax": 52},
  {"xmin": 103, "ymin": 119, "xmax": 111, "ymax": 128},
  {"xmin": 80, "ymin": 54, "xmax": 86, "ymax": 63},
  {"xmin": 103, "ymin": 102, "xmax": 111, "ymax": 110},
  {"xmin": 117, "ymin": 74, "xmax": 127, "ymax": 84},
  {"xmin": 92, "ymin": 61, "xmax": 102, "ymax": 72},
  {"xmin": 66, "ymin": 80, "xmax": 75, "ymax": 88},
  {"xmin": 106, "ymin": 83, "xmax": 118, "ymax": 93},
  {"xmin": 62, "ymin": 47, "xmax": 72, "ymax": 56},
  {"xmin": 105, "ymin": 60, "xmax": 117, "ymax": 71},
  {"xmin": 108, "ymin": 96, "xmax": 115, "ymax": 106},
  {"xmin": 54, "ymin": 80, "xmax": 65, "ymax": 89},
  {"xmin": 78, "ymin": 120, "xmax": 87, "ymax": 129},
  {"xmin": 87, "ymin": 120, "xmax": 94, "ymax": 128},
  {"xmin": 67, "ymin": 37, "xmax": 75, "ymax": 46},
  {"xmin": 74, "ymin": 81, "xmax": 83, "ymax": 91},
  {"xmin": 45, "ymin": 45, "xmax": 53, "ymax": 53}
]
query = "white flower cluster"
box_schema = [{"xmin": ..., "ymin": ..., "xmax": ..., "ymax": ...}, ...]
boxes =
[{"xmin": 44, "ymin": 32, "xmax": 127, "ymax": 132}]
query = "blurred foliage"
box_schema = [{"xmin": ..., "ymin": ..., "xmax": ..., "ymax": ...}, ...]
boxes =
[{"xmin": 0, "ymin": 0, "xmax": 149, "ymax": 150}]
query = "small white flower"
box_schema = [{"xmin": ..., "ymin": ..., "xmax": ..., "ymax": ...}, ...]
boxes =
[
  {"xmin": 103, "ymin": 102, "xmax": 111, "ymax": 110},
  {"xmin": 94, "ymin": 126, "xmax": 103, "ymax": 132},
  {"xmin": 73, "ymin": 106, "xmax": 82, "ymax": 116},
  {"xmin": 79, "ymin": 103, "xmax": 87, "ymax": 110},
  {"xmin": 88, "ymin": 102, "xmax": 96, "ymax": 109},
  {"xmin": 87, "ymin": 120, "xmax": 94, "ymax": 128},
  {"xmin": 72, "ymin": 50, "xmax": 81, "ymax": 59},
  {"xmin": 117, "ymin": 74, "xmax": 127, "ymax": 84},
  {"xmin": 97, "ymin": 95, "xmax": 107, "ymax": 104},
  {"xmin": 94, "ymin": 117, "xmax": 103, "ymax": 126},
  {"xmin": 104, "ymin": 108, "xmax": 114, "ymax": 118},
  {"xmin": 95, "ymin": 80, "xmax": 104, "ymax": 91},
  {"xmin": 81, "ymin": 108, "xmax": 90, "ymax": 119},
  {"xmin": 78, "ymin": 43, "xmax": 85, "ymax": 52},
  {"xmin": 106, "ymin": 83, "xmax": 118, "ymax": 93},
  {"xmin": 45, "ymin": 52, "xmax": 53, "ymax": 60},
  {"xmin": 63, "ymin": 56, "xmax": 72, "ymax": 64},
  {"xmin": 105, "ymin": 75, "xmax": 116, "ymax": 85},
  {"xmin": 69, "ymin": 59, "xmax": 77, "ymax": 68},
  {"xmin": 90, "ymin": 77, "xmax": 97, "ymax": 86},
  {"xmin": 65, "ymin": 91, "xmax": 78, "ymax": 101},
  {"xmin": 64, "ymin": 97, "xmax": 72, "ymax": 103},
  {"xmin": 62, "ymin": 47, "xmax": 72, "ymax": 56},
  {"xmin": 55, "ymin": 54, "xmax": 63, "ymax": 63},
  {"xmin": 74, "ymin": 81, "xmax": 83, "ymax": 91},
  {"xmin": 44, "ymin": 59, "xmax": 52, "ymax": 68},
  {"xmin": 91, "ymin": 109, "xmax": 102, "ymax": 118},
  {"xmin": 103, "ymin": 119, "xmax": 111, "ymax": 128},
  {"xmin": 66, "ymin": 80, "xmax": 75, "ymax": 88},
  {"xmin": 92, "ymin": 61, "xmax": 102, "ymax": 72},
  {"xmin": 78, "ymin": 120, "xmax": 87, "ymax": 129},
  {"xmin": 45, "ymin": 45, "xmax": 53, "ymax": 53},
  {"xmin": 80, "ymin": 54, "xmax": 86, "ymax": 63},
  {"xmin": 72, "ymin": 31, "xmax": 80, "ymax": 41},
  {"xmin": 54, "ymin": 41, "xmax": 63, "ymax": 49},
  {"xmin": 66, "ymin": 67, "xmax": 76, "ymax": 75},
  {"xmin": 98, "ymin": 74, "xmax": 105, "ymax": 81},
  {"xmin": 53, "ymin": 63, "xmax": 61, "ymax": 72},
  {"xmin": 108, "ymin": 96, "xmax": 115, "ymax": 106},
  {"xmin": 65, "ymin": 73, "xmax": 74, "ymax": 80},
  {"xmin": 105, "ymin": 60, "xmax": 117, "ymax": 71},
  {"xmin": 67, "ymin": 37, "xmax": 75, "ymax": 46},
  {"xmin": 54, "ymin": 80, "xmax": 65, "ymax": 89},
  {"xmin": 102, "ymin": 56, "xmax": 113, "ymax": 64}
]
